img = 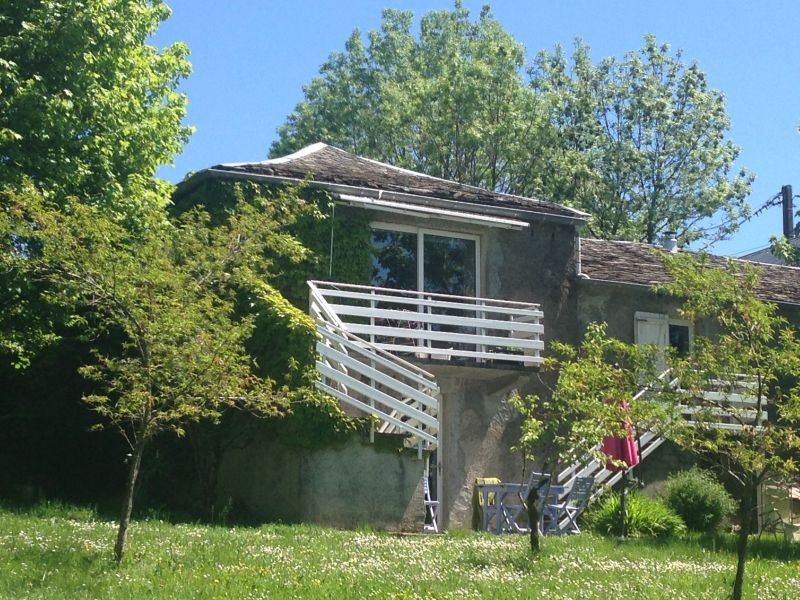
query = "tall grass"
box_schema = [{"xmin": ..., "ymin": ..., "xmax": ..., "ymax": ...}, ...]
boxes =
[
  {"xmin": 1, "ymin": 502, "xmax": 797, "ymax": 599},
  {"xmin": 585, "ymin": 492, "xmax": 686, "ymax": 538}
]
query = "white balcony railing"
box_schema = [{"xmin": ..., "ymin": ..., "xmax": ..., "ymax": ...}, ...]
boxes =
[
  {"xmin": 310, "ymin": 281, "xmax": 442, "ymax": 449},
  {"xmin": 309, "ymin": 281, "xmax": 545, "ymax": 368}
]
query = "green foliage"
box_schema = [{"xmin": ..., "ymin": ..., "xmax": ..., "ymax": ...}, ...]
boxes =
[
  {"xmin": 511, "ymin": 322, "xmax": 670, "ymax": 472},
  {"xmin": 266, "ymin": 388, "xmax": 369, "ymax": 451},
  {"xmin": 2, "ymin": 185, "xmax": 313, "ymax": 560},
  {"xmin": 175, "ymin": 179, "xmax": 372, "ymax": 309},
  {"xmin": 245, "ymin": 284, "xmax": 316, "ymax": 386},
  {"xmin": 768, "ymin": 235, "xmax": 800, "ymax": 266},
  {"xmin": 3, "ymin": 187, "xmax": 290, "ymax": 439},
  {"xmin": 0, "ymin": 0, "xmax": 190, "ymax": 368},
  {"xmin": 272, "ymin": 2, "xmax": 543, "ymax": 194},
  {"xmin": 280, "ymin": 190, "xmax": 373, "ymax": 305},
  {"xmin": 660, "ymin": 254, "xmax": 800, "ymax": 486},
  {"xmin": 172, "ymin": 177, "xmax": 372, "ymax": 493},
  {"xmin": 659, "ymin": 252, "xmax": 800, "ymax": 599},
  {"xmin": 664, "ymin": 468, "xmax": 736, "ymax": 534},
  {"xmin": 531, "ymin": 36, "xmax": 752, "ymax": 245},
  {"xmin": 274, "ymin": 3, "xmax": 750, "ymax": 246},
  {"xmin": 586, "ymin": 492, "xmax": 686, "ymax": 538},
  {"xmin": 0, "ymin": 0, "xmax": 191, "ymax": 218},
  {"xmin": 0, "ymin": 266, "xmax": 60, "ymax": 369}
]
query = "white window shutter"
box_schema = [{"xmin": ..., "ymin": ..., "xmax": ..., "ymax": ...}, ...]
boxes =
[{"xmin": 634, "ymin": 311, "xmax": 669, "ymax": 347}]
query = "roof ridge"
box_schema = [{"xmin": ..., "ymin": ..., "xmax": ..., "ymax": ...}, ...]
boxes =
[
  {"xmin": 249, "ymin": 142, "xmax": 588, "ymax": 218},
  {"xmin": 582, "ymin": 238, "xmax": 656, "ymax": 247},
  {"xmin": 205, "ymin": 142, "xmax": 588, "ymax": 222},
  {"xmin": 221, "ymin": 142, "xmax": 329, "ymax": 168}
]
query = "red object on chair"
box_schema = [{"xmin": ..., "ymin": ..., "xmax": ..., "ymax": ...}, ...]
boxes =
[{"xmin": 601, "ymin": 400, "xmax": 640, "ymax": 471}]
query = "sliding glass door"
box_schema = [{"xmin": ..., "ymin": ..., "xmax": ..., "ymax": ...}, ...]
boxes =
[
  {"xmin": 370, "ymin": 224, "xmax": 479, "ymax": 297},
  {"xmin": 369, "ymin": 224, "xmax": 479, "ymax": 354}
]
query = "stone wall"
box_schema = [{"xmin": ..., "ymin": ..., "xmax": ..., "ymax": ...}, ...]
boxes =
[{"xmin": 216, "ymin": 431, "xmax": 426, "ymax": 531}]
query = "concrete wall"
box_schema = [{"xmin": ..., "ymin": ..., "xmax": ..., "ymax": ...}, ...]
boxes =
[
  {"xmin": 576, "ymin": 279, "xmax": 713, "ymax": 343},
  {"xmin": 426, "ymin": 364, "xmax": 534, "ymax": 529},
  {"xmin": 216, "ymin": 431, "xmax": 426, "ymax": 531},
  {"xmin": 577, "ymin": 277, "xmax": 800, "ymax": 344},
  {"xmin": 340, "ymin": 209, "xmax": 581, "ymax": 529}
]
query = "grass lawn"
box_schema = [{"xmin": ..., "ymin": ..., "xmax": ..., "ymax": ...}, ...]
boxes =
[{"xmin": 1, "ymin": 503, "xmax": 798, "ymax": 599}]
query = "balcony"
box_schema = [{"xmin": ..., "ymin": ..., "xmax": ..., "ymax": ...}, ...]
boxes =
[
  {"xmin": 308, "ymin": 281, "xmax": 545, "ymax": 452},
  {"xmin": 308, "ymin": 280, "xmax": 544, "ymax": 368}
]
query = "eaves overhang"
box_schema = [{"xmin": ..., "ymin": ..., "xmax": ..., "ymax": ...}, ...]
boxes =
[{"xmin": 174, "ymin": 168, "xmax": 589, "ymax": 227}]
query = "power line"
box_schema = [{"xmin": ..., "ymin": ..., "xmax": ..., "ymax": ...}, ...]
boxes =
[{"xmin": 747, "ymin": 191, "xmax": 782, "ymax": 222}]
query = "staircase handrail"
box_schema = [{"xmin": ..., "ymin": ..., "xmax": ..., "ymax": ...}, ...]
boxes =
[
  {"xmin": 308, "ymin": 280, "xmax": 348, "ymax": 330},
  {"xmin": 310, "ymin": 279, "xmax": 542, "ymax": 311},
  {"xmin": 317, "ymin": 315, "xmax": 437, "ymax": 383},
  {"xmin": 310, "ymin": 282, "xmax": 437, "ymax": 382}
]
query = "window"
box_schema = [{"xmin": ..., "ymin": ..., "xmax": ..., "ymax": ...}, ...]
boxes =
[
  {"xmin": 635, "ymin": 311, "xmax": 693, "ymax": 354},
  {"xmin": 668, "ymin": 323, "xmax": 691, "ymax": 356},
  {"xmin": 369, "ymin": 224, "xmax": 480, "ymax": 354},
  {"xmin": 370, "ymin": 229, "xmax": 417, "ymax": 290},
  {"xmin": 369, "ymin": 223, "xmax": 479, "ymax": 297}
]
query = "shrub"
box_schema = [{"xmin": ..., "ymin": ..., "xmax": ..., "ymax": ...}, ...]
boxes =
[
  {"xmin": 664, "ymin": 468, "xmax": 736, "ymax": 534},
  {"xmin": 586, "ymin": 492, "xmax": 686, "ymax": 538}
]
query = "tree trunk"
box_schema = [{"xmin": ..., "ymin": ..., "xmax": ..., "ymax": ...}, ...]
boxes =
[
  {"xmin": 526, "ymin": 486, "xmax": 540, "ymax": 553},
  {"xmin": 114, "ymin": 439, "xmax": 146, "ymax": 563},
  {"xmin": 732, "ymin": 482, "xmax": 754, "ymax": 600}
]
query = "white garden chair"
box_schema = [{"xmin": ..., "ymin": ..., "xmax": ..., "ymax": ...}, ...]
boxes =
[
  {"xmin": 423, "ymin": 476, "xmax": 439, "ymax": 533},
  {"xmin": 547, "ymin": 475, "xmax": 595, "ymax": 534}
]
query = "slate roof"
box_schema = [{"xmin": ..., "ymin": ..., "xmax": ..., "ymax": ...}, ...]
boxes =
[
  {"xmin": 580, "ymin": 238, "xmax": 800, "ymax": 306},
  {"xmin": 202, "ymin": 143, "xmax": 586, "ymax": 221}
]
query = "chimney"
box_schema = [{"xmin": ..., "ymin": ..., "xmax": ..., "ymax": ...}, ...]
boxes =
[
  {"xmin": 662, "ymin": 231, "xmax": 678, "ymax": 253},
  {"xmin": 782, "ymin": 184, "xmax": 794, "ymax": 239}
]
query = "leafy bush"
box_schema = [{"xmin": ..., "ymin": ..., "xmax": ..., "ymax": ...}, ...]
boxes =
[
  {"xmin": 586, "ymin": 492, "xmax": 686, "ymax": 538},
  {"xmin": 664, "ymin": 468, "xmax": 736, "ymax": 534}
]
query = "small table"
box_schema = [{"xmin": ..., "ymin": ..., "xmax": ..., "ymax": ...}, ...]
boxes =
[{"xmin": 477, "ymin": 481, "xmax": 568, "ymax": 534}]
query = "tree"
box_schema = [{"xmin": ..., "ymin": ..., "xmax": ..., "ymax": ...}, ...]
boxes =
[
  {"xmin": 0, "ymin": 0, "xmax": 191, "ymax": 368},
  {"xmin": 660, "ymin": 253, "xmax": 800, "ymax": 600},
  {"xmin": 769, "ymin": 234, "xmax": 800, "ymax": 266},
  {"xmin": 530, "ymin": 36, "xmax": 753, "ymax": 245},
  {"xmin": 271, "ymin": 2, "xmax": 545, "ymax": 194},
  {"xmin": 1, "ymin": 186, "xmax": 313, "ymax": 562},
  {"xmin": 274, "ymin": 4, "xmax": 751, "ymax": 246},
  {"xmin": 511, "ymin": 323, "xmax": 668, "ymax": 551},
  {"xmin": 0, "ymin": 0, "xmax": 191, "ymax": 217}
]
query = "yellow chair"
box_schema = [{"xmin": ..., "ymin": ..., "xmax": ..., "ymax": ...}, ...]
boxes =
[{"xmin": 472, "ymin": 477, "xmax": 501, "ymax": 531}]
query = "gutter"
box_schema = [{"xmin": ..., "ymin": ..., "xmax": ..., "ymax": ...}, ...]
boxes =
[{"xmin": 174, "ymin": 168, "xmax": 589, "ymax": 226}]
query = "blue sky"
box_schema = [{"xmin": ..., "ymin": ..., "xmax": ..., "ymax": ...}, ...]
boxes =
[{"xmin": 153, "ymin": 0, "xmax": 800, "ymax": 257}]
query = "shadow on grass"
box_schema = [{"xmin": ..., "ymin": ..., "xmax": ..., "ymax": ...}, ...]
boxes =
[
  {"xmin": 694, "ymin": 532, "xmax": 800, "ymax": 561},
  {"xmin": 0, "ymin": 495, "xmax": 281, "ymax": 531},
  {"xmin": 589, "ymin": 529, "xmax": 800, "ymax": 562}
]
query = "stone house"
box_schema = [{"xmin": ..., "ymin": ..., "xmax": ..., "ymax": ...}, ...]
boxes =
[{"xmin": 176, "ymin": 143, "xmax": 800, "ymax": 530}]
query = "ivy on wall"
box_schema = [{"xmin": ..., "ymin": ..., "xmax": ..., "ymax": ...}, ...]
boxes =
[
  {"xmin": 173, "ymin": 178, "xmax": 373, "ymax": 441},
  {"xmin": 177, "ymin": 178, "xmax": 372, "ymax": 308}
]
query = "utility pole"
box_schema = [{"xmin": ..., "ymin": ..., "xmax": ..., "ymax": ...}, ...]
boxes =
[{"xmin": 782, "ymin": 184, "xmax": 794, "ymax": 239}]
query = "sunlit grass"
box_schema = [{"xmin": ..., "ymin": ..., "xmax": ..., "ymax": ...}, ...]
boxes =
[{"xmin": 1, "ymin": 502, "xmax": 797, "ymax": 599}]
